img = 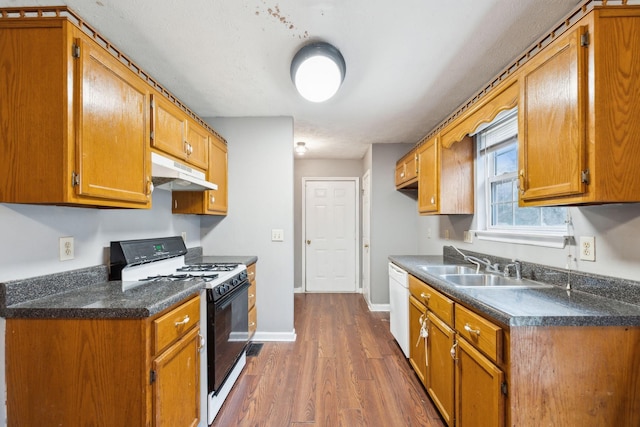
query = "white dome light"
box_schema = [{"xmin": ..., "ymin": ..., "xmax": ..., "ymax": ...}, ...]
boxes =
[{"xmin": 291, "ymin": 42, "xmax": 346, "ymax": 103}]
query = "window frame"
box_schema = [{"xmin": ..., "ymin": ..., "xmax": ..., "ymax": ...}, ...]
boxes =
[{"xmin": 474, "ymin": 108, "xmax": 569, "ymax": 248}]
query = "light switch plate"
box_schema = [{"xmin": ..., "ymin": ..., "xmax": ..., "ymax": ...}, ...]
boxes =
[{"xmin": 271, "ymin": 229, "xmax": 284, "ymax": 242}]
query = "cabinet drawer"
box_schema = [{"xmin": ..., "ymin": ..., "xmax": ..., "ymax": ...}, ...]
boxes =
[
  {"xmin": 248, "ymin": 280, "xmax": 257, "ymax": 310},
  {"xmin": 153, "ymin": 295, "xmax": 200, "ymax": 355},
  {"xmin": 409, "ymin": 275, "xmax": 454, "ymax": 326},
  {"xmin": 455, "ymin": 304, "xmax": 502, "ymax": 363},
  {"xmin": 248, "ymin": 306, "xmax": 257, "ymax": 338}
]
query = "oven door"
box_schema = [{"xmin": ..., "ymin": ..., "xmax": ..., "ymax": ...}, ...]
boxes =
[{"xmin": 208, "ymin": 280, "xmax": 249, "ymax": 394}]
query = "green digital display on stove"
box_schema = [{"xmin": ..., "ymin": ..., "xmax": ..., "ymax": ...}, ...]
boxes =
[{"xmin": 153, "ymin": 244, "xmax": 164, "ymax": 252}]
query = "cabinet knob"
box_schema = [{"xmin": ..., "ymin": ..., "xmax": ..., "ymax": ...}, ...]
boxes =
[
  {"xmin": 210, "ymin": 195, "xmax": 215, "ymax": 203},
  {"xmin": 450, "ymin": 340, "xmax": 458, "ymax": 361},
  {"xmin": 306, "ymin": 240, "xmax": 311, "ymax": 245},
  {"xmin": 420, "ymin": 292, "xmax": 431, "ymax": 301},
  {"xmin": 249, "ymin": 294, "xmax": 255, "ymax": 298},
  {"xmin": 430, "ymin": 196, "xmax": 435, "ymax": 204},
  {"xmin": 518, "ymin": 169, "xmax": 525, "ymax": 195},
  {"xmin": 198, "ymin": 334, "xmax": 205, "ymax": 352}
]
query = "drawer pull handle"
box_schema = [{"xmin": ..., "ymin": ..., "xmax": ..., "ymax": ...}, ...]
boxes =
[
  {"xmin": 175, "ymin": 315, "xmax": 190, "ymax": 327},
  {"xmin": 420, "ymin": 292, "xmax": 430, "ymax": 300},
  {"xmin": 464, "ymin": 323, "xmax": 481, "ymax": 336}
]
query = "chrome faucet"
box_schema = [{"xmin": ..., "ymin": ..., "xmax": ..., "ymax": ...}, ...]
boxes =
[
  {"xmin": 464, "ymin": 255, "xmax": 502, "ymax": 275},
  {"xmin": 503, "ymin": 260, "xmax": 522, "ymax": 280}
]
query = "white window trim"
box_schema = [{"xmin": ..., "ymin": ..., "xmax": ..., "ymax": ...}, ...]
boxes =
[{"xmin": 474, "ymin": 108, "xmax": 569, "ymax": 248}]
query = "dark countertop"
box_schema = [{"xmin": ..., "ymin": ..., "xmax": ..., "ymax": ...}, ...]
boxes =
[
  {"xmin": 1, "ymin": 254, "xmax": 258, "ymax": 319},
  {"xmin": 389, "ymin": 255, "xmax": 640, "ymax": 327}
]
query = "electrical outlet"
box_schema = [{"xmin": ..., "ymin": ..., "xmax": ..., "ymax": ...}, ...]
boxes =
[
  {"xmin": 463, "ymin": 231, "xmax": 473, "ymax": 243},
  {"xmin": 271, "ymin": 229, "xmax": 284, "ymax": 242},
  {"xmin": 580, "ymin": 236, "xmax": 596, "ymax": 261},
  {"xmin": 59, "ymin": 236, "xmax": 74, "ymax": 261}
]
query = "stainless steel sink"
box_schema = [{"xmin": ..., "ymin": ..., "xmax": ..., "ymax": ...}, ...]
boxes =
[
  {"xmin": 419, "ymin": 265, "xmax": 478, "ymax": 275},
  {"xmin": 440, "ymin": 274, "xmax": 554, "ymax": 289}
]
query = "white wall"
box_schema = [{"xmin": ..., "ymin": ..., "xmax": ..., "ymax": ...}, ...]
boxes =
[
  {"xmin": 200, "ymin": 117, "xmax": 295, "ymax": 340},
  {"xmin": 0, "ymin": 189, "xmax": 201, "ymax": 427},
  {"xmin": 369, "ymin": 143, "xmax": 419, "ymax": 305},
  {"xmin": 417, "ymin": 204, "xmax": 640, "ymax": 282},
  {"xmin": 293, "ymin": 158, "xmax": 364, "ymax": 289}
]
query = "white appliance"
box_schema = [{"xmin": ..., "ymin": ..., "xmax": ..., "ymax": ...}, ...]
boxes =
[{"xmin": 388, "ymin": 262, "xmax": 410, "ymax": 357}]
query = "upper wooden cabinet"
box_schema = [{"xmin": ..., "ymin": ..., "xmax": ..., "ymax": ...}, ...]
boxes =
[
  {"xmin": 395, "ymin": 149, "xmax": 418, "ymax": 189},
  {"xmin": 151, "ymin": 94, "xmax": 209, "ymax": 171},
  {"xmin": 172, "ymin": 133, "xmax": 228, "ymax": 215},
  {"xmin": 518, "ymin": 7, "xmax": 640, "ymax": 206},
  {"xmin": 0, "ymin": 18, "xmax": 152, "ymax": 208},
  {"xmin": 417, "ymin": 134, "xmax": 474, "ymax": 215}
]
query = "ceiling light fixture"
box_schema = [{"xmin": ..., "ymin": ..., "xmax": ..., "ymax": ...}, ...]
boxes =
[
  {"xmin": 290, "ymin": 42, "xmax": 346, "ymax": 103},
  {"xmin": 295, "ymin": 142, "xmax": 308, "ymax": 155}
]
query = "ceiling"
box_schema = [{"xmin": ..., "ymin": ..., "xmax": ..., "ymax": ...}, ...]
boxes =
[{"xmin": 3, "ymin": 0, "xmax": 582, "ymax": 159}]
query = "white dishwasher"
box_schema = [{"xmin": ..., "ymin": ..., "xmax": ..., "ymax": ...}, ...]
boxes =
[{"xmin": 388, "ymin": 262, "xmax": 409, "ymax": 357}]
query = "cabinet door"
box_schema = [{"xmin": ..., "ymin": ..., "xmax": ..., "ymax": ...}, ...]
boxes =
[
  {"xmin": 206, "ymin": 135, "xmax": 228, "ymax": 214},
  {"xmin": 426, "ymin": 312, "xmax": 455, "ymax": 426},
  {"xmin": 417, "ymin": 136, "xmax": 439, "ymax": 213},
  {"xmin": 185, "ymin": 121, "xmax": 209, "ymax": 170},
  {"xmin": 152, "ymin": 326, "xmax": 201, "ymax": 427},
  {"xmin": 519, "ymin": 26, "xmax": 588, "ymax": 202},
  {"xmin": 151, "ymin": 94, "xmax": 188, "ymax": 161},
  {"xmin": 409, "ymin": 295, "xmax": 427, "ymax": 385},
  {"xmin": 75, "ymin": 35, "xmax": 151, "ymax": 204},
  {"xmin": 455, "ymin": 337, "xmax": 505, "ymax": 427}
]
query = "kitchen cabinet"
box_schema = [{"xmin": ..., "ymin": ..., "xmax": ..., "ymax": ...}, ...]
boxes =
[
  {"xmin": 408, "ymin": 294, "xmax": 427, "ymax": 385},
  {"xmin": 6, "ymin": 295, "xmax": 202, "ymax": 427},
  {"xmin": 151, "ymin": 93, "xmax": 209, "ymax": 171},
  {"xmin": 518, "ymin": 7, "xmax": 640, "ymax": 206},
  {"xmin": 247, "ymin": 262, "xmax": 258, "ymax": 338},
  {"xmin": 0, "ymin": 17, "xmax": 152, "ymax": 208},
  {"xmin": 395, "ymin": 148, "xmax": 418, "ymax": 189},
  {"xmin": 410, "ymin": 275, "xmax": 455, "ymax": 426},
  {"xmin": 453, "ymin": 304, "xmax": 505, "ymax": 427},
  {"xmin": 417, "ymin": 134, "xmax": 474, "ymax": 215},
  {"xmin": 172, "ymin": 133, "xmax": 228, "ymax": 215}
]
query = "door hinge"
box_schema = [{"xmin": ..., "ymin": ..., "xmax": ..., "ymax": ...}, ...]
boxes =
[
  {"xmin": 580, "ymin": 32, "xmax": 590, "ymax": 47},
  {"xmin": 150, "ymin": 370, "xmax": 156, "ymax": 384},
  {"xmin": 71, "ymin": 171, "xmax": 80, "ymax": 187},
  {"xmin": 72, "ymin": 43, "xmax": 80, "ymax": 58},
  {"xmin": 581, "ymin": 169, "xmax": 590, "ymax": 185},
  {"xmin": 501, "ymin": 382, "xmax": 508, "ymax": 396}
]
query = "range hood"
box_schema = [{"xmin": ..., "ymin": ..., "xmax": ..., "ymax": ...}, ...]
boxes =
[{"xmin": 151, "ymin": 152, "xmax": 218, "ymax": 192}]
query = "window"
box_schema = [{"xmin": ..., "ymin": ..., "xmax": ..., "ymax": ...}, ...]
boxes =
[{"xmin": 475, "ymin": 109, "xmax": 567, "ymax": 246}]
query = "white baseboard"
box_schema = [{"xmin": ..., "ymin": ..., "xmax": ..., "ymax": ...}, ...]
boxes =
[
  {"xmin": 367, "ymin": 302, "xmax": 390, "ymax": 312},
  {"xmin": 252, "ymin": 329, "xmax": 297, "ymax": 342}
]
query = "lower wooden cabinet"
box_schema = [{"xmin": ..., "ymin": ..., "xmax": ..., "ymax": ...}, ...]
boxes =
[
  {"xmin": 247, "ymin": 262, "xmax": 257, "ymax": 338},
  {"xmin": 454, "ymin": 337, "xmax": 504, "ymax": 427},
  {"xmin": 5, "ymin": 295, "xmax": 202, "ymax": 427},
  {"xmin": 409, "ymin": 295, "xmax": 427, "ymax": 384},
  {"xmin": 426, "ymin": 312, "xmax": 455, "ymax": 426}
]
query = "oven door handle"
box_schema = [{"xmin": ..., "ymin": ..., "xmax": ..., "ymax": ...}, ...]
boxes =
[{"xmin": 215, "ymin": 280, "xmax": 250, "ymax": 311}]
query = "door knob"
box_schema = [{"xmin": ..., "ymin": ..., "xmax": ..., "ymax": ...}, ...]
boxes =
[
  {"xmin": 364, "ymin": 244, "xmax": 369, "ymax": 248},
  {"xmin": 306, "ymin": 240, "xmax": 311, "ymax": 245}
]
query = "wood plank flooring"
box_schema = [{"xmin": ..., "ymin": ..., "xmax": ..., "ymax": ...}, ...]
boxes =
[{"xmin": 212, "ymin": 293, "xmax": 446, "ymax": 427}]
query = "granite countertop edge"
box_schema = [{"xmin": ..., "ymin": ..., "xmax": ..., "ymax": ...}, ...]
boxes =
[
  {"xmin": 1, "ymin": 252, "xmax": 258, "ymax": 319},
  {"xmin": 389, "ymin": 255, "xmax": 640, "ymax": 328}
]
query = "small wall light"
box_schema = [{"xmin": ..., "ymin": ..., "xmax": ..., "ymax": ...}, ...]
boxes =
[
  {"xmin": 295, "ymin": 142, "xmax": 308, "ymax": 155},
  {"xmin": 291, "ymin": 42, "xmax": 346, "ymax": 103}
]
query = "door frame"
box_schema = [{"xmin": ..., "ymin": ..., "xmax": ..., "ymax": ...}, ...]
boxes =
[{"xmin": 301, "ymin": 177, "xmax": 360, "ymax": 293}]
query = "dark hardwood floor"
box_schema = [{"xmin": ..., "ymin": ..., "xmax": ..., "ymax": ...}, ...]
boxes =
[{"xmin": 212, "ymin": 293, "xmax": 446, "ymax": 427}]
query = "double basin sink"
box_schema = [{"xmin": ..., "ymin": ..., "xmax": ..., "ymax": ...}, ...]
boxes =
[{"xmin": 419, "ymin": 265, "xmax": 553, "ymax": 289}]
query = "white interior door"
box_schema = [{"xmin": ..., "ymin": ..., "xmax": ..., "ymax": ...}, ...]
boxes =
[
  {"xmin": 362, "ymin": 170, "xmax": 371, "ymax": 304},
  {"xmin": 304, "ymin": 179, "xmax": 357, "ymax": 292}
]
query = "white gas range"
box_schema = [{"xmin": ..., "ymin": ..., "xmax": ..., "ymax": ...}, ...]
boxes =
[{"xmin": 109, "ymin": 236, "xmax": 250, "ymax": 425}]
